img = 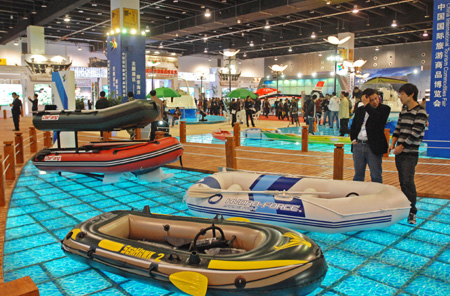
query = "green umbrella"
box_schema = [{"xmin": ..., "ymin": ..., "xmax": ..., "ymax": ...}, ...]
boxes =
[
  {"xmin": 226, "ymin": 88, "xmax": 258, "ymax": 99},
  {"xmin": 146, "ymin": 87, "xmax": 181, "ymax": 98}
]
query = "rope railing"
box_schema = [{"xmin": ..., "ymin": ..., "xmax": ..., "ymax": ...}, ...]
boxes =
[{"xmin": 2, "ymin": 154, "xmax": 9, "ymax": 165}]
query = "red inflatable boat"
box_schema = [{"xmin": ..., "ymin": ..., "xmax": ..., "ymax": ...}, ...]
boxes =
[
  {"xmin": 212, "ymin": 129, "xmax": 233, "ymax": 141},
  {"xmin": 32, "ymin": 137, "xmax": 183, "ymax": 175}
]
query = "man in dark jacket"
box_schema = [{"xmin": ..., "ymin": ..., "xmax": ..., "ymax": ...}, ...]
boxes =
[
  {"xmin": 244, "ymin": 96, "xmax": 255, "ymax": 127},
  {"xmin": 10, "ymin": 92, "xmax": 22, "ymax": 131},
  {"xmin": 95, "ymin": 91, "xmax": 109, "ymax": 109},
  {"xmin": 229, "ymin": 99, "xmax": 238, "ymax": 128},
  {"xmin": 350, "ymin": 88, "xmax": 391, "ymax": 183}
]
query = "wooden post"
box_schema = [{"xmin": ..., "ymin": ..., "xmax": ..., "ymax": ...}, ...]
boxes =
[
  {"xmin": 0, "ymin": 154, "xmax": 5, "ymax": 206},
  {"xmin": 4, "ymin": 141, "xmax": 15, "ymax": 181},
  {"xmin": 29, "ymin": 127, "xmax": 37, "ymax": 153},
  {"xmin": 383, "ymin": 128, "xmax": 390, "ymax": 158},
  {"xmin": 225, "ymin": 136, "xmax": 237, "ymax": 169},
  {"xmin": 155, "ymin": 131, "xmax": 165, "ymax": 140},
  {"xmin": 43, "ymin": 131, "xmax": 52, "ymax": 148},
  {"xmin": 135, "ymin": 128, "xmax": 142, "ymax": 140},
  {"xmin": 333, "ymin": 143, "xmax": 345, "ymax": 180},
  {"xmin": 301, "ymin": 125, "xmax": 309, "ymax": 152},
  {"xmin": 0, "ymin": 276, "xmax": 40, "ymax": 296},
  {"xmin": 179, "ymin": 121, "xmax": 186, "ymax": 143},
  {"xmin": 3, "ymin": 109, "xmax": 6, "ymax": 119},
  {"xmin": 14, "ymin": 132, "xmax": 24, "ymax": 164},
  {"xmin": 103, "ymin": 131, "xmax": 111, "ymax": 141},
  {"xmin": 233, "ymin": 122, "xmax": 240, "ymax": 147}
]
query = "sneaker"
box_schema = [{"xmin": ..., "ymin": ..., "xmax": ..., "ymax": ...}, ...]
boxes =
[{"xmin": 407, "ymin": 213, "xmax": 416, "ymax": 225}]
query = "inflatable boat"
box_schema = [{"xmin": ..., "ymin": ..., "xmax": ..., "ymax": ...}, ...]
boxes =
[
  {"xmin": 61, "ymin": 207, "xmax": 327, "ymax": 296},
  {"xmin": 262, "ymin": 130, "xmax": 352, "ymax": 144},
  {"xmin": 33, "ymin": 99, "xmax": 160, "ymax": 131},
  {"xmin": 212, "ymin": 130, "xmax": 233, "ymax": 141},
  {"xmin": 185, "ymin": 171, "xmax": 411, "ymax": 234},
  {"xmin": 32, "ymin": 137, "xmax": 183, "ymax": 175}
]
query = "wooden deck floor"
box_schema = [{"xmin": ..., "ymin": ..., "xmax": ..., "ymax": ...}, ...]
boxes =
[{"xmin": 0, "ymin": 115, "xmax": 449, "ymax": 283}]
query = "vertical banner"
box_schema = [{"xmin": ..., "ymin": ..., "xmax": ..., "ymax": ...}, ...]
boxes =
[
  {"xmin": 107, "ymin": 34, "xmax": 146, "ymax": 100},
  {"xmin": 426, "ymin": 0, "xmax": 450, "ymax": 157}
]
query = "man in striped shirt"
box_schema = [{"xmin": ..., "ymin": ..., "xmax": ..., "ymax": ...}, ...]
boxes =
[{"xmin": 390, "ymin": 83, "xmax": 427, "ymax": 225}]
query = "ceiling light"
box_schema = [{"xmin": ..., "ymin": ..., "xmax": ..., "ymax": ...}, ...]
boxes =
[
  {"xmin": 288, "ymin": 47, "xmax": 292, "ymax": 52},
  {"xmin": 352, "ymin": 5, "xmax": 359, "ymax": 13},
  {"xmin": 250, "ymin": 41, "xmax": 254, "ymax": 47},
  {"xmin": 146, "ymin": 50, "xmax": 150, "ymax": 54},
  {"xmin": 115, "ymin": 28, "xmax": 120, "ymax": 33},
  {"xmin": 130, "ymin": 29, "xmax": 137, "ymax": 35},
  {"xmin": 78, "ymin": 46, "xmax": 82, "ymax": 51},
  {"xmin": 274, "ymin": 57, "xmax": 278, "ymax": 61},
  {"xmin": 41, "ymin": 2, "xmax": 47, "ymax": 8},
  {"xmin": 297, "ymin": 73, "xmax": 302, "ymax": 78},
  {"xmin": 243, "ymin": 52, "xmax": 247, "ymax": 57},
  {"xmin": 330, "ymin": 71, "xmax": 335, "ymax": 76},
  {"xmin": 326, "ymin": 1, "xmax": 331, "ymax": 4},
  {"xmin": 64, "ymin": 14, "xmax": 70, "ymax": 22},
  {"xmin": 264, "ymin": 21, "xmax": 270, "ymax": 29},
  {"xmin": 204, "ymin": 48, "xmax": 208, "ymax": 53},
  {"xmin": 14, "ymin": 40, "xmax": 19, "ymax": 46},
  {"xmin": 171, "ymin": 52, "xmax": 176, "ymax": 56},
  {"xmin": 375, "ymin": 47, "xmax": 379, "ymax": 51},
  {"xmin": 145, "ymin": 26, "xmax": 150, "ymax": 33},
  {"xmin": 423, "ymin": 30, "xmax": 428, "ymax": 37},
  {"xmin": 318, "ymin": 52, "xmax": 322, "ymax": 57},
  {"xmin": 32, "ymin": 10, "xmax": 37, "ymax": 15},
  {"xmin": 205, "ymin": 8, "xmax": 211, "ymax": 17},
  {"xmin": 78, "ymin": 10, "xmax": 84, "ymax": 13},
  {"xmin": 92, "ymin": 2, "xmax": 97, "ymax": 6},
  {"xmin": 311, "ymin": 32, "xmax": 316, "ymax": 38},
  {"xmin": 154, "ymin": 51, "xmax": 160, "ymax": 54},
  {"xmin": 391, "ymin": 19, "xmax": 397, "ymax": 27},
  {"xmin": 158, "ymin": 43, "xmax": 164, "ymax": 48},
  {"xmin": 312, "ymin": 72, "xmax": 317, "ymax": 77},
  {"xmin": 237, "ymin": 19, "xmax": 241, "ymax": 24},
  {"xmin": 23, "ymin": 15, "xmax": 28, "ymax": 20},
  {"xmin": 173, "ymin": 0, "xmax": 178, "ymax": 2}
]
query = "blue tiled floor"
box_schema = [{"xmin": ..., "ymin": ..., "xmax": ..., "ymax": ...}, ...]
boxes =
[
  {"xmin": 186, "ymin": 125, "xmax": 434, "ymax": 158},
  {"xmin": 3, "ymin": 162, "xmax": 450, "ymax": 295}
]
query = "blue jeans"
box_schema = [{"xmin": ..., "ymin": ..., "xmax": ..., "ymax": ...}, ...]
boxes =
[
  {"xmin": 329, "ymin": 111, "xmax": 339, "ymax": 129},
  {"xmin": 352, "ymin": 142, "xmax": 383, "ymax": 183},
  {"xmin": 323, "ymin": 110, "xmax": 330, "ymax": 125},
  {"xmin": 395, "ymin": 153, "xmax": 418, "ymax": 214},
  {"xmin": 307, "ymin": 117, "xmax": 315, "ymax": 133}
]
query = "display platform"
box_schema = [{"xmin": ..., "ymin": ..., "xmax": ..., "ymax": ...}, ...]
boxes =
[{"xmin": 3, "ymin": 163, "xmax": 450, "ymax": 296}]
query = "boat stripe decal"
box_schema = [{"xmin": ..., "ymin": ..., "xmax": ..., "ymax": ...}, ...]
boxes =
[
  {"xmin": 187, "ymin": 204, "xmax": 393, "ymax": 229},
  {"xmin": 34, "ymin": 144, "xmax": 182, "ymax": 168},
  {"xmin": 98, "ymin": 239, "xmax": 124, "ymax": 252},
  {"xmin": 71, "ymin": 229, "xmax": 81, "ymax": 240},
  {"xmin": 208, "ymin": 260, "xmax": 307, "ymax": 270}
]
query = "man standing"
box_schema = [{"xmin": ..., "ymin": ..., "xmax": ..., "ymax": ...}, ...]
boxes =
[
  {"xmin": 10, "ymin": 92, "xmax": 22, "ymax": 131},
  {"xmin": 322, "ymin": 94, "xmax": 330, "ymax": 126},
  {"xmin": 229, "ymin": 99, "xmax": 238, "ymax": 128},
  {"xmin": 126, "ymin": 91, "xmax": 136, "ymax": 140},
  {"xmin": 328, "ymin": 92, "xmax": 340, "ymax": 129},
  {"xmin": 28, "ymin": 94, "xmax": 39, "ymax": 113},
  {"xmin": 390, "ymin": 83, "xmax": 427, "ymax": 225},
  {"xmin": 149, "ymin": 90, "xmax": 164, "ymax": 141},
  {"xmin": 244, "ymin": 96, "xmax": 255, "ymax": 127},
  {"xmin": 95, "ymin": 91, "xmax": 109, "ymax": 109},
  {"xmin": 350, "ymin": 88, "xmax": 390, "ymax": 183}
]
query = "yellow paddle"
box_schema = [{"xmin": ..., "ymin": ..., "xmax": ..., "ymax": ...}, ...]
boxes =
[{"xmin": 169, "ymin": 271, "xmax": 208, "ymax": 296}]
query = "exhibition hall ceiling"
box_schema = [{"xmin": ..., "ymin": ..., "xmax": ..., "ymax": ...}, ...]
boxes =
[{"xmin": 0, "ymin": 0, "xmax": 434, "ymax": 59}]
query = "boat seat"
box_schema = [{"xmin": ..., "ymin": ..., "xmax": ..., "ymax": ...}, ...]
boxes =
[{"xmin": 99, "ymin": 214, "xmax": 267, "ymax": 252}]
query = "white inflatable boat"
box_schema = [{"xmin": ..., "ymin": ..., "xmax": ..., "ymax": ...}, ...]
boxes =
[{"xmin": 185, "ymin": 171, "xmax": 411, "ymax": 234}]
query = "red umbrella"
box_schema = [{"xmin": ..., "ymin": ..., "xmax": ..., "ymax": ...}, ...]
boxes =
[{"xmin": 255, "ymin": 87, "xmax": 279, "ymax": 96}]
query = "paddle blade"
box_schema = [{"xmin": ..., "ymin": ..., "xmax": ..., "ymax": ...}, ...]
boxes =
[{"xmin": 169, "ymin": 271, "xmax": 208, "ymax": 296}]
